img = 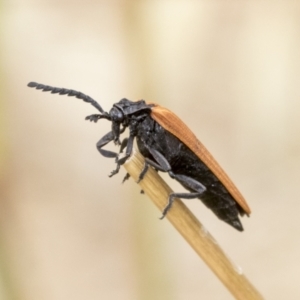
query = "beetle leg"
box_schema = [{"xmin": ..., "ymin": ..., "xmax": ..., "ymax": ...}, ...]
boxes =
[
  {"xmin": 137, "ymin": 163, "xmax": 149, "ymax": 183},
  {"xmin": 137, "ymin": 158, "xmax": 165, "ymax": 183},
  {"xmin": 148, "ymin": 149, "xmax": 172, "ymax": 171},
  {"xmin": 109, "ymin": 138, "xmax": 130, "ymax": 178},
  {"xmin": 86, "ymin": 114, "xmax": 101, "ymax": 122},
  {"xmin": 137, "ymin": 148, "xmax": 208, "ymax": 218},
  {"xmin": 109, "ymin": 164, "xmax": 121, "ymax": 178},
  {"xmin": 116, "ymin": 134, "xmax": 134, "ymax": 165},
  {"xmin": 170, "ymin": 174, "xmax": 207, "ymax": 193},
  {"xmin": 109, "ymin": 134, "xmax": 135, "ymax": 177},
  {"xmin": 160, "ymin": 192, "xmax": 203, "ymax": 219},
  {"xmin": 122, "ymin": 172, "xmax": 145, "ymax": 194},
  {"xmin": 120, "ymin": 138, "xmax": 128, "ymax": 153},
  {"xmin": 96, "ymin": 131, "xmax": 118, "ymax": 158},
  {"xmin": 120, "ymin": 138, "xmax": 131, "ymax": 182},
  {"xmin": 137, "ymin": 163, "xmax": 159, "ymax": 192},
  {"xmin": 118, "ymin": 119, "xmax": 140, "ymax": 164},
  {"xmin": 144, "ymin": 150, "xmax": 207, "ymax": 196},
  {"xmin": 160, "ymin": 175, "xmax": 207, "ymax": 218},
  {"xmin": 122, "ymin": 172, "xmax": 130, "ymax": 183},
  {"xmin": 137, "ymin": 148, "xmax": 171, "ymax": 182}
]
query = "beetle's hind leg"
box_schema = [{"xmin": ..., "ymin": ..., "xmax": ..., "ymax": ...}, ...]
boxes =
[
  {"xmin": 160, "ymin": 174, "xmax": 207, "ymax": 219},
  {"xmin": 138, "ymin": 148, "xmax": 207, "ymax": 218},
  {"xmin": 160, "ymin": 192, "xmax": 203, "ymax": 219}
]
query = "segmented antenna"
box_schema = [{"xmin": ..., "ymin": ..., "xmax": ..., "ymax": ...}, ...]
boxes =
[{"xmin": 27, "ymin": 82, "xmax": 105, "ymax": 114}]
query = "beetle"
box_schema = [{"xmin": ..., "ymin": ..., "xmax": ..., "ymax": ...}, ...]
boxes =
[{"xmin": 27, "ymin": 81, "xmax": 251, "ymax": 231}]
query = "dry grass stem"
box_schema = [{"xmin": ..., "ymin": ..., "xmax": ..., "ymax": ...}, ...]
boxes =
[{"xmin": 124, "ymin": 149, "xmax": 264, "ymax": 300}]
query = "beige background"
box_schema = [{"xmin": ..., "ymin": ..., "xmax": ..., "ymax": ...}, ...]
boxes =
[{"xmin": 1, "ymin": 1, "xmax": 300, "ymax": 299}]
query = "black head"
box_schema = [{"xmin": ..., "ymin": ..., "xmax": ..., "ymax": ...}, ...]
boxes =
[
  {"xmin": 110, "ymin": 98, "xmax": 152, "ymax": 122},
  {"xmin": 107, "ymin": 98, "xmax": 153, "ymax": 143}
]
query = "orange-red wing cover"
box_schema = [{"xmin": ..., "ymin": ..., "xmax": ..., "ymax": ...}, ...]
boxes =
[{"xmin": 149, "ymin": 104, "xmax": 251, "ymax": 215}]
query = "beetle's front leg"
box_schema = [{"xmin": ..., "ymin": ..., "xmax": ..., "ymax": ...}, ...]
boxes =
[
  {"xmin": 96, "ymin": 131, "xmax": 118, "ymax": 158},
  {"xmin": 117, "ymin": 134, "xmax": 134, "ymax": 164},
  {"xmin": 109, "ymin": 134, "xmax": 135, "ymax": 177},
  {"xmin": 109, "ymin": 121, "xmax": 138, "ymax": 176},
  {"xmin": 109, "ymin": 137, "xmax": 130, "ymax": 177},
  {"xmin": 86, "ymin": 114, "xmax": 102, "ymax": 122},
  {"xmin": 109, "ymin": 118, "xmax": 140, "ymax": 178}
]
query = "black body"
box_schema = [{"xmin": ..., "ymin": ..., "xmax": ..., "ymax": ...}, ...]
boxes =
[
  {"xmin": 135, "ymin": 116, "xmax": 244, "ymax": 231},
  {"xmin": 28, "ymin": 82, "xmax": 244, "ymax": 231}
]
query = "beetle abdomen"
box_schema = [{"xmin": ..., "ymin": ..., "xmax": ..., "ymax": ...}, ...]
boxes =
[
  {"xmin": 150, "ymin": 104, "xmax": 251, "ymax": 217},
  {"xmin": 136, "ymin": 116, "xmax": 245, "ymax": 230},
  {"xmin": 170, "ymin": 140, "xmax": 245, "ymax": 231}
]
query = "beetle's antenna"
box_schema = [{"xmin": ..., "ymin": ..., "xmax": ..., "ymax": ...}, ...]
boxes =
[{"xmin": 27, "ymin": 82, "xmax": 106, "ymax": 114}]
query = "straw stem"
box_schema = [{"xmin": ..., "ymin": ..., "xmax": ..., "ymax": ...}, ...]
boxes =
[{"xmin": 124, "ymin": 149, "xmax": 264, "ymax": 300}]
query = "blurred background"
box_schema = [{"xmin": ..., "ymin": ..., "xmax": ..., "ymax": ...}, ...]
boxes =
[{"xmin": 1, "ymin": 0, "xmax": 300, "ymax": 299}]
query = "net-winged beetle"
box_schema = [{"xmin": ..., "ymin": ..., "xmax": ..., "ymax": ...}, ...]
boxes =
[{"xmin": 28, "ymin": 82, "xmax": 251, "ymax": 231}]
